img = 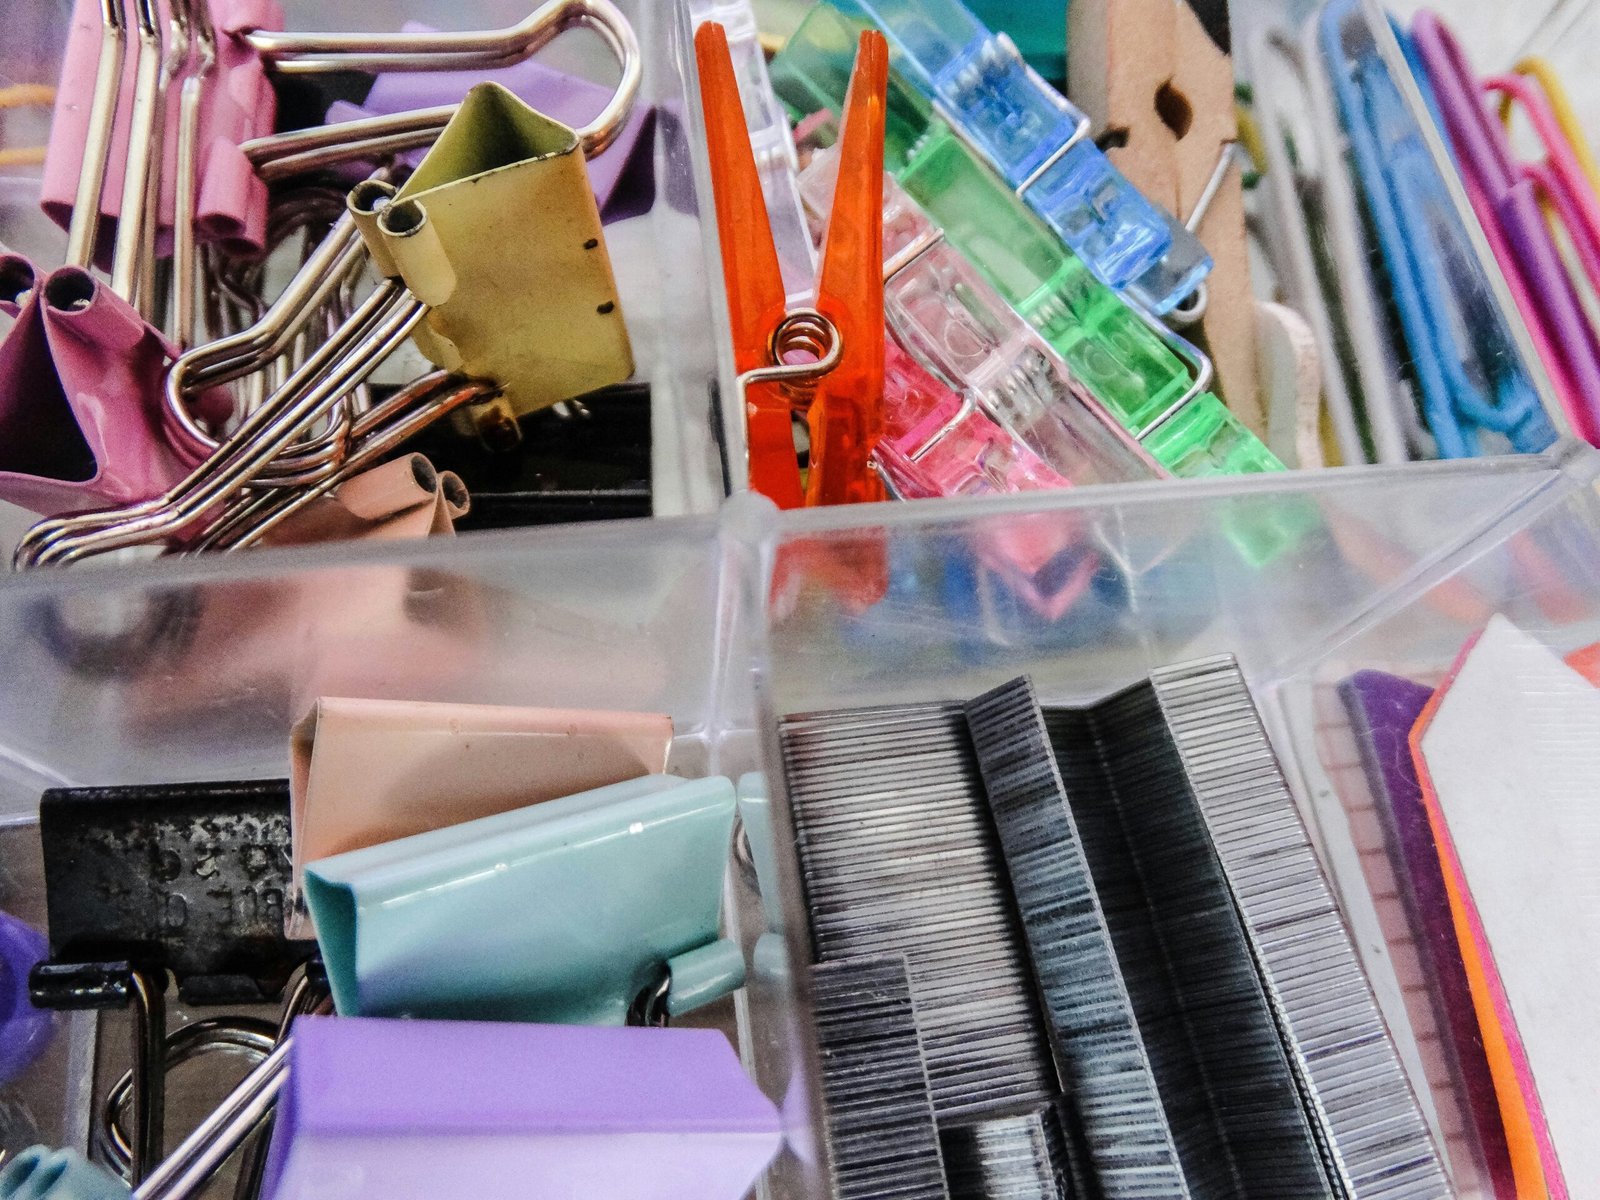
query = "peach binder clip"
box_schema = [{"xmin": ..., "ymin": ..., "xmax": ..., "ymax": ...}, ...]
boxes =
[
  {"xmin": 285, "ymin": 697, "xmax": 674, "ymax": 937},
  {"xmin": 258, "ymin": 453, "xmax": 470, "ymax": 547}
]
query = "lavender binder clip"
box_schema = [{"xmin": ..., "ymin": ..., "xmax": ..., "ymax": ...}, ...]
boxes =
[
  {"xmin": 260, "ymin": 1018, "xmax": 783, "ymax": 1200},
  {"xmin": 0, "ymin": 1018, "xmax": 783, "ymax": 1200}
]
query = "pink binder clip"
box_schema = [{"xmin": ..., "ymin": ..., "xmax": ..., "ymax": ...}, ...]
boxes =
[
  {"xmin": 1, "ymin": 0, "xmax": 232, "ymax": 517},
  {"xmin": 322, "ymin": 28, "xmax": 657, "ymax": 223},
  {"xmin": 40, "ymin": 0, "xmax": 283, "ymax": 264},
  {"xmin": 0, "ymin": 256, "xmax": 206, "ymax": 515}
]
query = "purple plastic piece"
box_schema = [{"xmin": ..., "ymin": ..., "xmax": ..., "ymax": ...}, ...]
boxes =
[
  {"xmin": 325, "ymin": 27, "xmax": 657, "ymax": 224},
  {"xmin": 260, "ymin": 1017, "xmax": 782, "ymax": 1200},
  {"xmin": 0, "ymin": 910, "xmax": 52, "ymax": 1088},
  {"xmin": 1340, "ymin": 670, "xmax": 1514, "ymax": 1194}
]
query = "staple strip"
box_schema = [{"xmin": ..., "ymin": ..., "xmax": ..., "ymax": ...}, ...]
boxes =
[
  {"xmin": 1147, "ymin": 657, "xmax": 1453, "ymax": 1199},
  {"xmin": 812, "ymin": 954, "xmax": 952, "ymax": 1200}
]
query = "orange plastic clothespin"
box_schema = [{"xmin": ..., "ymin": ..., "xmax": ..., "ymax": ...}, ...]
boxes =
[{"xmin": 695, "ymin": 21, "xmax": 888, "ymax": 509}]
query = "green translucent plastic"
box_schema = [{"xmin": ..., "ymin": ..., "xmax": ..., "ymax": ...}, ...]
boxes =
[
  {"xmin": 1143, "ymin": 395, "xmax": 1287, "ymax": 478},
  {"xmin": 769, "ymin": 3, "xmax": 1284, "ymax": 478},
  {"xmin": 769, "ymin": 2, "xmax": 935, "ymax": 174},
  {"xmin": 898, "ymin": 126, "xmax": 1192, "ymax": 433},
  {"xmin": 1141, "ymin": 395, "xmax": 1307, "ymax": 566}
]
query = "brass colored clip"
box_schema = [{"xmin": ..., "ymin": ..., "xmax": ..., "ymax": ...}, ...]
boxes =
[{"xmin": 356, "ymin": 83, "xmax": 635, "ymax": 421}]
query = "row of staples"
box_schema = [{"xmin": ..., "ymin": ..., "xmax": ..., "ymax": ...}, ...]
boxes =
[{"xmin": 781, "ymin": 656, "xmax": 1452, "ymax": 1199}]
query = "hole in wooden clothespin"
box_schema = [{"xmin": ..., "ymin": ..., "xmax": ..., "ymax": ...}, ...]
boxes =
[{"xmin": 1155, "ymin": 81, "xmax": 1194, "ymax": 139}]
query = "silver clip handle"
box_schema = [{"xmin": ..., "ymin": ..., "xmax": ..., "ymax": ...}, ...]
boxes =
[{"xmin": 241, "ymin": 0, "xmax": 642, "ymax": 172}]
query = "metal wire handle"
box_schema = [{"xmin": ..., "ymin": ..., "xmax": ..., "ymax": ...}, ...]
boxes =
[
  {"xmin": 99, "ymin": 1018, "xmax": 277, "ymax": 1179},
  {"xmin": 240, "ymin": 0, "xmax": 642, "ymax": 172}
]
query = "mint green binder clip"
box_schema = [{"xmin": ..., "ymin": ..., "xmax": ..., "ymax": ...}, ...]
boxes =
[{"xmin": 305, "ymin": 774, "xmax": 744, "ymax": 1024}]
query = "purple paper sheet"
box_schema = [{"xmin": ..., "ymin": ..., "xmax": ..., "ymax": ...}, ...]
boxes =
[{"xmin": 1341, "ymin": 670, "xmax": 1514, "ymax": 1194}]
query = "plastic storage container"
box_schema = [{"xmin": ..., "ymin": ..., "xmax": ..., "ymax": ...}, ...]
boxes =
[
  {"xmin": 0, "ymin": 0, "xmax": 731, "ymax": 526},
  {"xmin": 758, "ymin": 440, "xmax": 1600, "ymax": 1197},
  {"xmin": 3, "ymin": 444, "xmax": 1600, "ymax": 1197},
  {"xmin": 5, "ymin": 0, "xmax": 1600, "ymax": 1194},
  {"xmin": 0, "ymin": 505, "xmax": 830, "ymax": 1198}
]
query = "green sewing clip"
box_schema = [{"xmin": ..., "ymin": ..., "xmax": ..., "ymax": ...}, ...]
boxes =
[{"xmin": 772, "ymin": 4, "xmax": 1281, "ymax": 478}]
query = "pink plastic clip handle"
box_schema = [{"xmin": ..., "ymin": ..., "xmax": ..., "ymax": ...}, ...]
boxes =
[{"xmin": 877, "ymin": 341, "xmax": 1072, "ymax": 500}]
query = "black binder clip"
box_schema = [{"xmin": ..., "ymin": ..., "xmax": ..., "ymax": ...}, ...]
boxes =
[{"xmin": 30, "ymin": 778, "xmax": 317, "ymax": 1185}]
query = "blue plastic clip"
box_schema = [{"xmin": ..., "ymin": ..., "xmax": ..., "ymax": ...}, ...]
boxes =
[{"xmin": 831, "ymin": 0, "xmax": 1212, "ymax": 312}]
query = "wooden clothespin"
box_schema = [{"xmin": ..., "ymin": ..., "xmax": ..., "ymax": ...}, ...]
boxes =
[{"xmin": 1068, "ymin": 0, "xmax": 1264, "ymax": 436}]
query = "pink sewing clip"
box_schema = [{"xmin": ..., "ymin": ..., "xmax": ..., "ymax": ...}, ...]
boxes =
[{"xmin": 874, "ymin": 341, "xmax": 1074, "ymax": 501}]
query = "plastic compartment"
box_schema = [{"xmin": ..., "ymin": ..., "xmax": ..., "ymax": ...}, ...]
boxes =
[
  {"xmin": 0, "ymin": 0, "xmax": 729, "ymax": 524},
  {"xmin": 0, "ymin": 508, "xmax": 828, "ymax": 1199},
  {"xmin": 758, "ymin": 441, "xmax": 1600, "ymax": 1196},
  {"xmin": 2, "ymin": 446, "xmax": 1599, "ymax": 1192},
  {"xmin": 688, "ymin": 0, "xmax": 1576, "ymax": 485},
  {"xmin": 1236, "ymin": 0, "xmax": 1573, "ymax": 461}
]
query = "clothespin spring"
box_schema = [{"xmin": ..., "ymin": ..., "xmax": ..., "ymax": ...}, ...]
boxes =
[{"xmin": 734, "ymin": 308, "xmax": 844, "ymax": 426}]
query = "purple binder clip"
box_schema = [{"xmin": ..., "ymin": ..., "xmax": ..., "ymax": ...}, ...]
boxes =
[
  {"xmin": 260, "ymin": 1018, "xmax": 783, "ymax": 1200},
  {"xmin": 324, "ymin": 26, "xmax": 656, "ymax": 223},
  {"xmin": 0, "ymin": 910, "xmax": 52, "ymax": 1089}
]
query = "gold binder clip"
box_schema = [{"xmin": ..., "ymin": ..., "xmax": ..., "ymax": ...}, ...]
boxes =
[{"xmin": 354, "ymin": 82, "xmax": 635, "ymax": 433}]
